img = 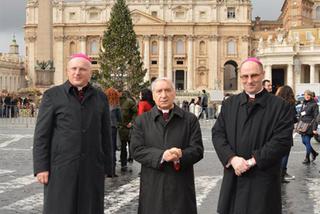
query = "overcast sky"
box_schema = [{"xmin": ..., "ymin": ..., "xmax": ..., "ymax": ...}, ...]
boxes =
[{"xmin": 0, "ymin": 0, "xmax": 284, "ymax": 56}]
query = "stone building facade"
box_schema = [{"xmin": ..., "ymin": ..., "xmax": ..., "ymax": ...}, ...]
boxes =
[
  {"xmin": 24, "ymin": 0, "xmax": 320, "ymax": 95},
  {"xmin": 0, "ymin": 37, "xmax": 26, "ymax": 92},
  {"xmin": 253, "ymin": 0, "xmax": 320, "ymax": 94},
  {"xmin": 25, "ymin": 0, "xmax": 252, "ymax": 94}
]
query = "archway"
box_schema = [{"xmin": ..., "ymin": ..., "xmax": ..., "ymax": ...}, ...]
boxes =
[{"xmin": 224, "ymin": 60, "xmax": 238, "ymax": 90}]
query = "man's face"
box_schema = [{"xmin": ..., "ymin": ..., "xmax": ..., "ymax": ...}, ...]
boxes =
[
  {"xmin": 67, "ymin": 58, "xmax": 92, "ymax": 88},
  {"xmin": 263, "ymin": 81, "xmax": 272, "ymax": 92},
  {"xmin": 153, "ymin": 80, "xmax": 176, "ymax": 110},
  {"xmin": 240, "ymin": 61, "xmax": 265, "ymax": 94}
]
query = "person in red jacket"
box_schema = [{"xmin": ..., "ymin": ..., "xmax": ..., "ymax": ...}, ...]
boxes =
[{"xmin": 137, "ymin": 88, "xmax": 155, "ymax": 116}]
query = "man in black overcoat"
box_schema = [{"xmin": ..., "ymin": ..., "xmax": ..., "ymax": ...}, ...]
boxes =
[
  {"xmin": 212, "ymin": 58, "xmax": 294, "ymax": 214},
  {"xmin": 33, "ymin": 53, "xmax": 113, "ymax": 214},
  {"xmin": 131, "ymin": 77, "xmax": 204, "ymax": 214}
]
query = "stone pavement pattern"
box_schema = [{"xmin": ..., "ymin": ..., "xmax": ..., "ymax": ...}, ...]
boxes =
[{"xmin": 0, "ymin": 119, "xmax": 320, "ymax": 213}]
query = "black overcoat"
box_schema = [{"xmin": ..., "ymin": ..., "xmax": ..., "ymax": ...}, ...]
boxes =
[
  {"xmin": 33, "ymin": 81, "xmax": 113, "ymax": 214},
  {"xmin": 212, "ymin": 90, "xmax": 293, "ymax": 214},
  {"xmin": 131, "ymin": 105, "xmax": 204, "ymax": 214}
]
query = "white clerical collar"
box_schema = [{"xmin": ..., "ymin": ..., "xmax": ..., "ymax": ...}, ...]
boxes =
[
  {"xmin": 157, "ymin": 107, "xmax": 170, "ymax": 113},
  {"xmin": 245, "ymin": 88, "xmax": 264, "ymax": 98}
]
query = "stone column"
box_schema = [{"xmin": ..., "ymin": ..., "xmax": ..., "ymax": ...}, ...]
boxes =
[
  {"xmin": 287, "ymin": 64, "xmax": 293, "ymax": 88},
  {"xmin": 310, "ymin": 64, "xmax": 315, "ymax": 83},
  {"xmin": 143, "ymin": 35, "xmax": 150, "ymax": 82},
  {"xmin": 80, "ymin": 36, "xmax": 86, "ymax": 53},
  {"xmin": 159, "ymin": 36, "xmax": 165, "ymax": 78},
  {"xmin": 264, "ymin": 65, "xmax": 272, "ymax": 82},
  {"xmin": 53, "ymin": 36, "xmax": 65, "ymax": 85},
  {"xmin": 315, "ymin": 65, "xmax": 320, "ymax": 83},
  {"xmin": 26, "ymin": 36, "xmax": 36, "ymax": 87},
  {"xmin": 187, "ymin": 36, "xmax": 193, "ymax": 90},
  {"xmin": 167, "ymin": 35, "xmax": 173, "ymax": 80},
  {"xmin": 209, "ymin": 35, "xmax": 218, "ymax": 89}
]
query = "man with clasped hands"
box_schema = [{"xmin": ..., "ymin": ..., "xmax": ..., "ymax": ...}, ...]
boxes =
[
  {"xmin": 212, "ymin": 58, "xmax": 294, "ymax": 214},
  {"xmin": 131, "ymin": 77, "xmax": 204, "ymax": 214}
]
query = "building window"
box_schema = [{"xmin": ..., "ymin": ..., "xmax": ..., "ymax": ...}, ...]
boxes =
[
  {"xmin": 227, "ymin": 7, "xmax": 236, "ymax": 19},
  {"xmin": 306, "ymin": 31, "xmax": 313, "ymax": 41},
  {"xmin": 176, "ymin": 11, "xmax": 185, "ymax": 19},
  {"xmin": 69, "ymin": 41, "xmax": 76, "ymax": 55},
  {"xmin": 177, "ymin": 60, "xmax": 183, "ymax": 65},
  {"xmin": 227, "ymin": 40, "xmax": 236, "ymax": 55},
  {"xmin": 151, "ymin": 41, "xmax": 158, "ymax": 55},
  {"xmin": 151, "ymin": 11, "xmax": 158, "ymax": 17},
  {"xmin": 316, "ymin": 6, "xmax": 320, "ymax": 19},
  {"xmin": 69, "ymin": 12, "xmax": 76, "ymax": 20},
  {"xmin": 90, "ymin": 40, "xmax": 99, "ymax": 55},
  {"xmin": 175, "ymin": 70, "xmax": 185, "ymax": 90},
  {"xmin": 151, "ymin": 60, "xmax": 157, "ymax": 65},
  {"xmin": 89, "ymin": 12, "xmax": 99, "ymax": 20},
  {"xmin": 199, "ymin": 41, "xmax": 206, "ymax": 55},
  {"xmin": 176, "ymin": 40, "xmax": 184, "ymax": 54},
  {"xmin": 199, "ymin": 11, "xmax": 206, "ymax": 19}
]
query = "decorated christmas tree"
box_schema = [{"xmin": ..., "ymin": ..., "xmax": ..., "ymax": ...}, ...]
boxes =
[{"xmin": 98, "ymin": 0, "xmax": 148, "ymax": 96}]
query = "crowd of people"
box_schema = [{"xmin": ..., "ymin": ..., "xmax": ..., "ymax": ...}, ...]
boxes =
[
  {"xmin": 32, "ymin": 53, "xmax": 320, "ymax": 214},
  {"xmin": 0, "ymin": 91, "xmax": 36, "ymax": 118}
]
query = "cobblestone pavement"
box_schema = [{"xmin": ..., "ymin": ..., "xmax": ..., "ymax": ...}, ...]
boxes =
[{"xmin": 0, "ymin": 119, "xmax": 320, "ymax": 213}]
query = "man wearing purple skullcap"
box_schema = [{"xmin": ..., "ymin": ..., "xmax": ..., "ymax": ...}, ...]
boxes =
[
  {"xmin": 33, "ymin": 53, "xmax": 113, "ymax": 214},
  {"xmin": 212, "ymin": 57, "xmax": 293, "ymax": 214}
]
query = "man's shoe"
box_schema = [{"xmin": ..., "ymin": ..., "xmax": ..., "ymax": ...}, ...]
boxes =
[
  {"xmin": 121, "ymin": 166, "xmax": 128, "ymax": 172},
  {"xmin": 284, "ymin": 172, "xmax": 295, "ymax": 181},
  {"xmin": 106, "ymin": 174, "xmax": 118, "ymax": 178},
  {"xmin": 281, "ymin": 178, "xmax": 290, "ymax": 184}
]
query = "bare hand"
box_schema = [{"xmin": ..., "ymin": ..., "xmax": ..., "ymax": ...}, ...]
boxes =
[
  {"xmin": 163, "ymin": 149, "xmax": 179, "ymax": 162},
  {"xmin": 313, "ymin": 130, "xmax": 318, "ymax": 135},
  {"xmin": 126, "ymin": 123, "xmax": 132, "ymax": 128},
  {"xmin": 169, "ymin": 147, "xmax": 182, "ymax": 159},
  {"xmin": 230, "ymin": 156, "xmax": 249, "ymax": 176},
  {"xmin": 36, "ymin": 171, "xmax": 49, "ymax": 184}
]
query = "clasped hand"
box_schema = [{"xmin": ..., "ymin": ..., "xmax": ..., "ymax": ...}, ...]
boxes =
[
  {"xmin": 230, "ymin": 156, "xmax": 250, "ymax": 176},
  {"xmin": 163, "ymin": 147, "xmax": 182, "ymax": 162}
]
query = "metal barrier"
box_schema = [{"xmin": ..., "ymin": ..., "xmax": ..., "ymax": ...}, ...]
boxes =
[{"xmin": 0, "ymin": 106, "xmax": 38, "ymax": 128}]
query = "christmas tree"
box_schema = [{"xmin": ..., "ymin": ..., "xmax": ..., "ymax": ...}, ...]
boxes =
[{"xmin": 98, "ymin": 0, "xmax": 148, "ymax": 96}]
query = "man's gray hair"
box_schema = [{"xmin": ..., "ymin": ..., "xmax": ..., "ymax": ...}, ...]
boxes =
[{"xmin": 151, "ymin": 77, "xmax": 175, "ymax": 92}]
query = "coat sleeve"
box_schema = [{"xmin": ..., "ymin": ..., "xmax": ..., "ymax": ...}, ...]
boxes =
[
  {"xmin": 33, "ymin": 91, "xmax": 54, "ymax": 176},
  {"xmin": 212, "ymin": 102, "xmax": 236, "ymax": 166},
  {"xmin": 130, "ymin": 116, "xmax": 164, "ymax": 169},
  {"xmin": 252, "ymin": 101, "xmax": 293, "ymax": 169},
  {"xmin": 180, "ymin": 115, "xmax": 204, "ymax": 169},
  {"xmin": 101, "ymin": 94, "xmax": 114, "ymax": 175}
]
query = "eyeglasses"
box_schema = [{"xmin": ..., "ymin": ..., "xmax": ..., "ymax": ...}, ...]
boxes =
[{"xmin": 240, "ymin": 73, "xmax": 261, "ymax": 80}]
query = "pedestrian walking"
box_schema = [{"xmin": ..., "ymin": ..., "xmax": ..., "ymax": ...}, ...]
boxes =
[
  {"xmin": 275, "ymin": 85, "xmax": 297, "ymax": 183},
  {"xmin": 297, "ymin": 89, "xmax": 319, "ymax": 164},
  {"xmin": 212, "ymin": 57, "xmax": 293, "ymax": 214},
  {"xmin": 131, "ymin": 77, "xmax": 204, "ymax": 214},
  {"xmin": 119, "ymin": 90, "xmax": 137, "ymax": 169},
  {"xmin": 137, "ymin": 88, "xmax": 154, "ymax": 116},
  {"xmin": 33, "ymin": 53, "xmax": 113, "ymax": 214},
  {"xmin": 199, "ymin": 89, "xmax": 209, "ymax": 119},
  {"xmin": 105, "ymin": 87, "xmax": 122, "ymax": 177},
  {"xmin": 262, "ymin": 79, "xmax": 272, "ymax": 93}
]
